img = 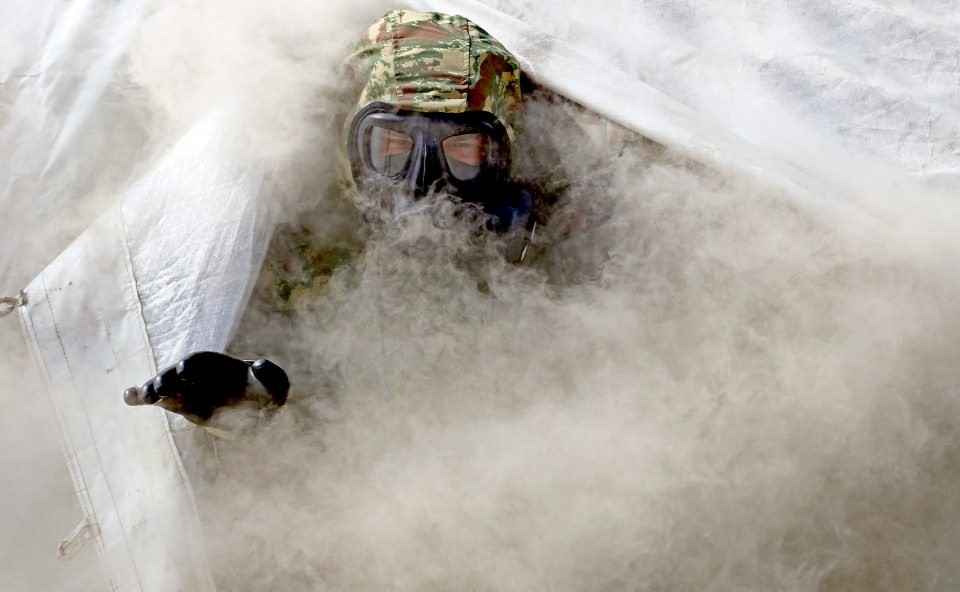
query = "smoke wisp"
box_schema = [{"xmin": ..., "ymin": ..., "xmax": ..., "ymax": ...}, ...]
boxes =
[{"xmin": 3, "ymin": 1, "xmax": 960, "ymax": 591}]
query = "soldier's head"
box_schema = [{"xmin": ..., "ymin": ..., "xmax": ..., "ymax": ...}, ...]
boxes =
[{"xmin": 342, "ymin": 10, "xmax": 523, "ymax": 219}]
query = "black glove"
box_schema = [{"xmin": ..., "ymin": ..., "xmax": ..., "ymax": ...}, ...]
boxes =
[{"xmin": 123, "ymin": 351, "xmax": 289, "ymax": 426}]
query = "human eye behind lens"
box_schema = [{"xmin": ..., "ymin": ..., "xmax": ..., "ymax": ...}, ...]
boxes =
[
  {"xmin": 442, "ymin": 133, "xmax": 487, "ymax": 166},
  {"xmin": 385, "ymin": 130, "xmax": 413, "ymax": 156},
  {"xmin": 369, "ymin": 127, "xmax": 413, "ymax": 175}
]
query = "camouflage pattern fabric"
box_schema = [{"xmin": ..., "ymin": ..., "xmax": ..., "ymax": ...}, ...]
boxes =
[
  {"xmin": 334, "ymin": 9, "xmax": 524, "ymax": 201},
  {"xmin": 347, "ymin": 9, "xmax": 523, "ymax": 140}
]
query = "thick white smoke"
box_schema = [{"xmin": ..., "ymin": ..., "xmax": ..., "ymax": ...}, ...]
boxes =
[
  {"xmin": 2, "ymin": 1, "xmax": 959, "ymax": 591},
  {"xmin": 202, "ymin": 96, "xmax": 960, "ymax": 589}
]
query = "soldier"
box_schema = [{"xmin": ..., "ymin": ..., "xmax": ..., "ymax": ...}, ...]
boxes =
[{"xmin": 122, "ymin": 9, "xmax": 536, "ymax": 427}]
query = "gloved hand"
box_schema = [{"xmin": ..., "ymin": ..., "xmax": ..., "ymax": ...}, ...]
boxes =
[{"xmin": 123, "ymin": 351, "xmax": 289, "ymax": 426}]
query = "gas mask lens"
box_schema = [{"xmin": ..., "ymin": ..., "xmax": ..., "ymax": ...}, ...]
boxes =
[
  {"xmin": 349, "ymin": 103, "xmax": 510, "ymax": 198},
  {"xmin": 442, "ymin": 133, "xmax": 487, "ymax": 180},
  {"xmin": 368, "ymin": 128, "xmax": 490, "ymax": 181},
  {"xmin": 369, "ymin": 127, "xmax": 413, "ymax": 177}
]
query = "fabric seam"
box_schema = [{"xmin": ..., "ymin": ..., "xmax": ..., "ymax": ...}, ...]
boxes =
[{"xmin": 20, "ymin": 274, "xmax": 121, "ymax": 592}]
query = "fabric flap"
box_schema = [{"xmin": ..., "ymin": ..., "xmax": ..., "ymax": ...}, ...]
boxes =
[{"xmin": 18, "ymin": 209, "xmax": 216, "ymax": 592}]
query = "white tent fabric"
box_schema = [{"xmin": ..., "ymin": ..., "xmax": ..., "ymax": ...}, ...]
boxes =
[
  {"xmin": 119, "ymin": 112, "xmax": 270, "ymax": 368},
  {"xmin": 17, "ymin": 112, "xmax": 266, "ymax": 591},
  {"xmin": 18, "ymin": 210, "xmax": 217, "ymax": 592},
  {"xmin": 414, "ymin": 0, "xmax": 818, "ymax": 190},
  {"xmin": 475, "ymin": 0, "xmax": 960, "ymax": 187},
  {"xmin": 4, "ymin": 1, "xmax": 957, "ymax": 590},
  {"xmin": 0, "ymin": 0, "xmax": 154, "ymax": 286}
]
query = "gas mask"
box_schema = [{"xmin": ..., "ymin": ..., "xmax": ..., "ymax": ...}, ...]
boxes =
[{"xmin": 348, "ymin": 102, "xmax": 512, "ymax": 209}]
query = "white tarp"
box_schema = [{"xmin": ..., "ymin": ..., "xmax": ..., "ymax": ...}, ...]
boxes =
[
  {"xmin": 18, "ymin": 210, "xmax": 216, "ymax": 592},
  {"xmin": 3, "ymin": 1, "xmax": 958, "ymax": 590},
  {"xmin": 17, "ymin": 112, "xmax": 267, "ymax": 591}
]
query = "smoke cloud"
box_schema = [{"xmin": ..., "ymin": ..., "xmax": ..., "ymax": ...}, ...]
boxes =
[{"xmin": 2, "ymin": 1, "xmax": 959, "ymax": 591}]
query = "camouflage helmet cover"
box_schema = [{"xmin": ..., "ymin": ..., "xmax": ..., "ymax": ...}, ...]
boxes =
[{"xmin": 347, "ymin": 9, "xmax": 523, "ymax": 140}]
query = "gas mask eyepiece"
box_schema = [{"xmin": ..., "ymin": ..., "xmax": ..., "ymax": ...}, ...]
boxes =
[{"xmin": 348, "ymin": 102, "xmax": 511, "ymax": 204}]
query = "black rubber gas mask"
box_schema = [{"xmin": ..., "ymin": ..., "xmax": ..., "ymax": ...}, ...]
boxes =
[{"xmin": 348, "ymin": 102, "xmax": 511, "ymax": 207}]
